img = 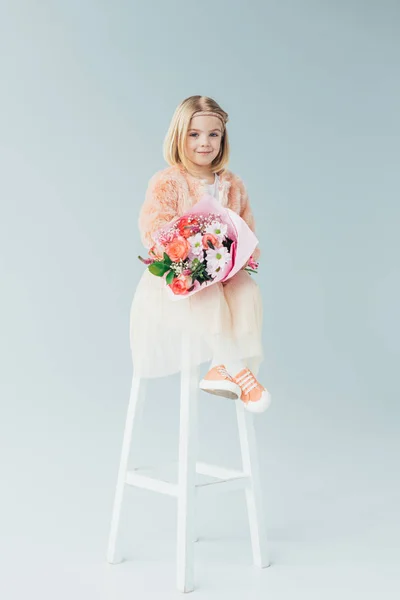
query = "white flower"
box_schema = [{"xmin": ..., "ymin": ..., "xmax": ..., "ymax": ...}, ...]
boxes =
[
  {"xmin": 171, "ymin": 262, "xmax": 184, "ymax": 275},
  {"xmin": 205, "ymin": 221, "xmax": 228, "ymax": 241},
  {"xmin": 206, "ymin": 246, "xmax": 230, "ymax": 276},
  {"xmin": 189, "ymin": 233, "xmax": 203, "ymax": 255},
  {"xmin": 206, "ymin": 262, "xmax": 223, "ymax": 277},
  {"xmin": 206, "ymin": 246, "xmax": 229, "ymax": 264},
  {"xmin": 189, "ymin": 254, "xmax": 204, "ymax": 267},
  {"xmin": 188, "ymin": 233, "xmax": 204, "ymax": 262}
]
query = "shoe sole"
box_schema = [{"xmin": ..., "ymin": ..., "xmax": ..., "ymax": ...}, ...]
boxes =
[{"xmin": 199, "ymin": 379, "xmax": 242, "ymax": 400}]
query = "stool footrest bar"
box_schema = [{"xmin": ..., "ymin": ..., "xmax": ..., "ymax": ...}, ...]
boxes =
[
  {"xmin": 196, "ymin": 461, "xmax": 247, "ymax": 480},
  {"xmin": 125, "ymin": 463, "xmax": 250, "ymax": 497},
  {"xmin": 196, "ymin": 476, "xmax": 250, "ymax": 495},
  {"xmin": 125, "ymin": 472, "xmax": 178, "ymax": 497}
]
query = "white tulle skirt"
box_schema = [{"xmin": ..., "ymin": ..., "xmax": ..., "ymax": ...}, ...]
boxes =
[{"xmin": 129, "ymin": 268, "xmax": 264, "ymax": 379}]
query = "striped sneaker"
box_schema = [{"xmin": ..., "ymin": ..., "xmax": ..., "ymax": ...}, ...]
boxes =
[
  {"xmin": 232, "ymin": 368, "xmax": 271, "ymax": 413},
  {"xmin": 199, "ymin": 365, "xmax": 242, "ymax": 400}
]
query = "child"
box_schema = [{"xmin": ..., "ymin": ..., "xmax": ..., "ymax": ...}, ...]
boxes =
[{"xmin": 130, "ymin": 95, "xmax": 271, "ymax": 414}]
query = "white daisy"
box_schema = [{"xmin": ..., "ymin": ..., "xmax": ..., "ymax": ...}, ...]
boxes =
[
  {"xmin": 189, "ymin": 253, "xmax": 204, "ymax": 266},
  {"xmin": 189, "ymin": 232, "xmax": 203, "ymax": 255},
  {"xmin": 206, "ymin": 246, "xmax": 230, "ymax": 276},
  {"xmin": 188, "ymin": 233, "xmax": 205, "ymax": 262},
  {"xmin": 205, "ymin": 221, "xmax": 228, "ymax": 241},
  {"xmin": 206, "ymin": 262, "xmax": 223, "ymax": 277}
]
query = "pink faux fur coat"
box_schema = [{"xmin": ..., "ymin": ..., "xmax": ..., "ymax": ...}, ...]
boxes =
[{"xmin": 138, "ymin": 163, "xmax": 261, "ymax": 262}]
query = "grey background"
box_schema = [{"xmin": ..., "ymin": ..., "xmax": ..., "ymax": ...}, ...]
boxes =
[{"xmin": 1, "ymin": 1, "xmax": 399, "ymax": 598}]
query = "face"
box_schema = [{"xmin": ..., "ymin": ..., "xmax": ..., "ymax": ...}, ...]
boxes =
[{"xmin": 184, "ymin": 114, "xmax": 223, "ymax": 168}]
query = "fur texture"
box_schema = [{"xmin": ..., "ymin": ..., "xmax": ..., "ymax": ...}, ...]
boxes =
[{"xmin": 138, "ymin": 163, "xmax": 261, "ymax": 261}]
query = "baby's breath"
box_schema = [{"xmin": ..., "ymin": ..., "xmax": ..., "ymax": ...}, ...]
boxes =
[
  {"xmin": 156, "ymin": 212, "xmax": 223, "ymax": 246},
  {"xmin": 170, "ymin": 258, "xmax": 190, "ymax": 276}
]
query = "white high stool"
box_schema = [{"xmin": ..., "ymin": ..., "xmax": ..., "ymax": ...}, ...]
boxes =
[{"xmin": 107, "ymin": 333, "xmax": 270, "ymax": 593}]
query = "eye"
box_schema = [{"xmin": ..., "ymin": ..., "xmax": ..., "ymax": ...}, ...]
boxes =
[{"xmin": 189, "ymin": 132, "xmax": 220, "ymax": 137}]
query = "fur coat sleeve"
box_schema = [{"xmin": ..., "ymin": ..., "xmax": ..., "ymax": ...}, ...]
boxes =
[
  {"xmin": 138, "ymin": 169, "xmax": 261, "ymax": 263},
  {"xmin": 138, "ymin": 172, "xmax": 179, "ymax": 249},
  {"xmin": 236, "ymin": 177, "xmax": 261, "ymax": 263}
]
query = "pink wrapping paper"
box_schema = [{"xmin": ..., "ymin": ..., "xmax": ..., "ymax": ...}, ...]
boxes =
[{"xmin": 154, "ymin": 193, "xmax": 259, "ymax": 300}]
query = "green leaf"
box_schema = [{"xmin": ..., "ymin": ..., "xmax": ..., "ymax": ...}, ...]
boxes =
[
  {"xmin": 165, "ymin": 270, "xmax": 175, "ymax": 285},
  {"xmin": 148, "ymin": 261, "xmax": 170, "ymax": 277},
  {"xmin": 207, "ymin": 240, "xmax": 215, "ymax": 250},
  {"xmin": 163, "ymin": 252, "xmax": 172, "ymax": 264}
]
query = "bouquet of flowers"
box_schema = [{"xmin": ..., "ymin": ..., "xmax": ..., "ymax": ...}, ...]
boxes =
[{"xmin": 138, "ymin": 194, "xmax": 259, "ymax": 298}]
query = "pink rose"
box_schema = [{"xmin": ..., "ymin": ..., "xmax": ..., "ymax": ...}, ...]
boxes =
[
  {"xmin": 177, "ymin": 216, "xmax": 200, "ymax": 239},
  {"xmin": 166, "ymin": 236, "xmax": 190, "ymax": 262},
  {"xmin": 202, "ymin": 233, "xmax": 221, "ymax": 249},
  {"xmin": 170, "ymin": 275, "xmax": 192, "ymax": 295}
]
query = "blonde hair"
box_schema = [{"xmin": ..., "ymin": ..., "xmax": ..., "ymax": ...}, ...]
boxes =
[{"xmin": 163, "ymin": 96, "xmax": 230, "ymax": 174}]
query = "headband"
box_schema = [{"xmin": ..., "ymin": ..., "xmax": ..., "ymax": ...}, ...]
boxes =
[{"xmin": 191, "ymin": 110, "xmax": 227, "ymax": 128}]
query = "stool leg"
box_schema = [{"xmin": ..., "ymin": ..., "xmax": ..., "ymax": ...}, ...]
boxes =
[
  {"xmin": 236, "ymin": 401, "xmax": 270, "ymax": 568},
  {"xmin": 176, "ymin": 339, "xmax": 199, "ymax": 592},
  {"xmin": 107, "ymin": 371, "xmax": 146, "ymax": 564}
]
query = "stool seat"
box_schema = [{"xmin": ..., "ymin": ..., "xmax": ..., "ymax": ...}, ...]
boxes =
[{"xmin": 107, "ymin": 334, "xmax": 270, "ymax": 593}]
